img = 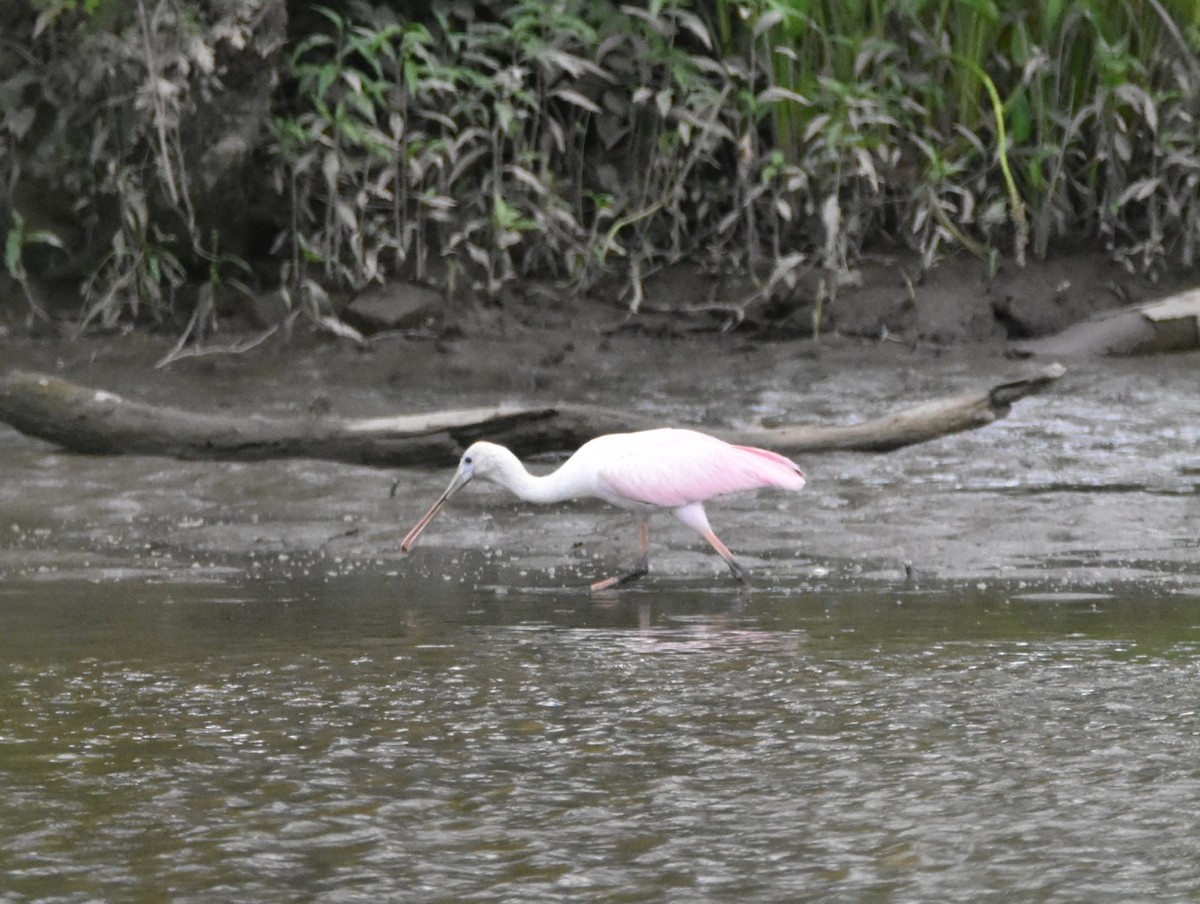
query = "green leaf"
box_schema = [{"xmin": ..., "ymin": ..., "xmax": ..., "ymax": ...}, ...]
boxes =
[
  {"xmin": 1008, "ymin": 94, "xmax": 1032, "ymax": 145},
  {"xmin": 5, "ymin": 224, "xmax": 25, "ymax": 279}
]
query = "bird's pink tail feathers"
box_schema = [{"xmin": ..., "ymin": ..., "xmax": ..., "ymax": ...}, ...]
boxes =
[{"xmin": 732, "ymin": 445, "xmax": 807, "ymax": 491}]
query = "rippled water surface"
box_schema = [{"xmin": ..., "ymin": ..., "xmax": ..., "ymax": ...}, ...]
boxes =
[
  {"xmin": 3, "ymin": 343, "xmax": 1199, "ymax": 901},
  {"xmin": 4, "ymin": 573, "xmax": 1200, "ymax": 903}
]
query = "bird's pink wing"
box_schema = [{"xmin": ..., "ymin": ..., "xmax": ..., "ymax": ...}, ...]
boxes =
[{"xmin": 594, "ymin": 430, "xmax": 804, "ymax": 509}]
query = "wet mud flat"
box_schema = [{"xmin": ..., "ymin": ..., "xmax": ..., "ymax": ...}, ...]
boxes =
[{"xmin": 1, "ymin": 330, "xmax": 1197, "ymax": 599}]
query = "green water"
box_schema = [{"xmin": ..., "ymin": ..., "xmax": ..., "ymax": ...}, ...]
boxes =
[{"xmin": 3, "ymin": 572, "xmax": 1199, "ymax": 903}]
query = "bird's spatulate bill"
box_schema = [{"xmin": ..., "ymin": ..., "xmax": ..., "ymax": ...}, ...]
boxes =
[{"xmin": 400, "ymin": 473, "xmax": 468, "ymax": 551}]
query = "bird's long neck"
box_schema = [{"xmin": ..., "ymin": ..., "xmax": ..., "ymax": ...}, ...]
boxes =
[{"xmin": 484, "ymin": 448, "xmax": 580, "ymax": 504}]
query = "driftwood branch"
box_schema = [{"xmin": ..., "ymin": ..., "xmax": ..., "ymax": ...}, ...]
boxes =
[
  {"xmin": 1013, "ymin": 287, "xmax": 1200, "ymax": 357},
  {"xmin": 0, "ymin": 364, "xmax": 1065, "ymax": 467}
]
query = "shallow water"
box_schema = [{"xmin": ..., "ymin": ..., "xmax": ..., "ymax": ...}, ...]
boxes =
[
  {"xmin": 2, "ymin": 341, "xmax": 1199, "ymax": 901},
  {"xmin": 3, "ymin": 573, "xmax": 1200, "ymax": 903}
]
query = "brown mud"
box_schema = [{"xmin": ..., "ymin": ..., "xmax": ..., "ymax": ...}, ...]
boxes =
[{"xmin": 1, "ymin": 251, "xmax": 1198, "ymax": 596}]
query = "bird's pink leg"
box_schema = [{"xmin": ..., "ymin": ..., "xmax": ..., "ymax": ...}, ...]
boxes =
[
  {"xmin": 700, "ymin": 529, "xmax": 750, "ymax": 586},
  {"xmin": 590, "ymin": 518, "xmax": 650, "ymax": 591},
  {"xmin": 672, "ymin": 502, "xmax": 750, "ymax": 586}
]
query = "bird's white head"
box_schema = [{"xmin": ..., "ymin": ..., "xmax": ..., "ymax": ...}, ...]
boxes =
[
  {"xmin": 455, "ymin": 441, "xmax": 507, "ymax": 483},
  {"xmin": 400, "ymin": 442, "xmax": 515, "ymax": 552}
]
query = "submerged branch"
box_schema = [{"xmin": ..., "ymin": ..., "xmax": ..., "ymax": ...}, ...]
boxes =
[{"xmin": 0, "ymin": 364, "xmax": 1065, "ymax": 466}]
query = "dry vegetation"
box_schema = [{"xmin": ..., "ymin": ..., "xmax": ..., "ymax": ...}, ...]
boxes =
[{"xmin": 2, "ymin": 0, "xmax": 1199, "ymax": 337}]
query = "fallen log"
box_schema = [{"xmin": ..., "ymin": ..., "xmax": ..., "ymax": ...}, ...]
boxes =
[
  {"xmin": 1012, "ymin": 287, "xmax": 1200, "ymax": 357},
  {"xmin": 0, "ymin": 364, "xmax": 1065, "ymax": 466}
]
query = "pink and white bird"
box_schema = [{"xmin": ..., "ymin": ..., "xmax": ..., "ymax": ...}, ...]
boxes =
[{"xmin": 400, "ymin": 428, "xmax": 806, "ymax": 590}]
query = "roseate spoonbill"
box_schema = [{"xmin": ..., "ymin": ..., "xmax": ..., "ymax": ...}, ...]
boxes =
[{"xmin": 400, "ymin": 428, "xmax": 805, "ymax": 590}]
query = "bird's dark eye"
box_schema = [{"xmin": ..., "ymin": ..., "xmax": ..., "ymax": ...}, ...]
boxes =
[{"xmin": 463, "ymin": 455, "xmax": 473, "ymax": 465}]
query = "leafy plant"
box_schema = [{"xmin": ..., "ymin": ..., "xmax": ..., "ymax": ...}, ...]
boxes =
[
  {"xmin": 3, "ymin": 0, "xmax": 1199, "ymax": 335},
  {"xmin": 3, "ymin": 0, "xmax": 260, "ymax": 328},
  {"xmin": 4, "ymin": 210, "xmax": 64, "ymax": 322}
]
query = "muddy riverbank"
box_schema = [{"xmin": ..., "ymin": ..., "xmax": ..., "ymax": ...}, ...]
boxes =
[{"xmin": 1, "ymin": 276, "xmax": 1197, "ymax": 595}]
